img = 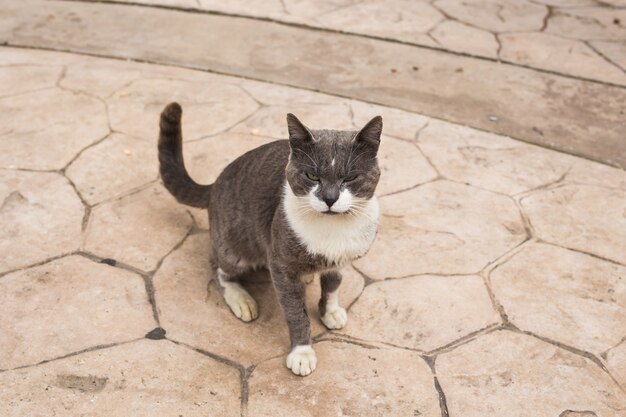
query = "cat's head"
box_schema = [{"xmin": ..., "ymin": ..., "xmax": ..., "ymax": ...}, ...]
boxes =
[{"xmin": 284, "ymin": 113, "xmax": 382, "ymax": 215}]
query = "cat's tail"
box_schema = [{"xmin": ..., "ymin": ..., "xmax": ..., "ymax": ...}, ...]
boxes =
[{"xmin": 158, "ymin": 102, "xmax": 211, "ymax": 208}]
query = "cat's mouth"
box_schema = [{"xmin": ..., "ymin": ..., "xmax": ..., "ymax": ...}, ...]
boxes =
[{"xmin": 322, "ymin": 210, "xmax": 339, "ymax": 215}]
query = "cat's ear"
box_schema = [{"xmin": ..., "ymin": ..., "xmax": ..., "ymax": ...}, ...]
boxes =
[
  {"xmin": 354, "ymin": 116, "xmax": 383, "ymax": 152},
  {"xmin": 286, "ymin": 113, "xmax": 314, "ymax": 146}
]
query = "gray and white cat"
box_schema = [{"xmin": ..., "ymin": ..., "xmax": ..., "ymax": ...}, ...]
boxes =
[{"xmin": 158, "ymin": 102, "xmax": 382, "ymax": 376}]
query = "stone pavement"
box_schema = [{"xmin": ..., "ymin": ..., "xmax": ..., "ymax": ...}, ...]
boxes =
[{"xmin": 0, "ymin": 1, "xmax": 625, "ymax": 416}]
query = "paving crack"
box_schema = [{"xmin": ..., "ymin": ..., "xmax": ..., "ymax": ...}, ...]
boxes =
[
  {"xmin": 313, "ymin": 334, "xmax": 384, "ymax": 351},
  {"xmin": 433, "ymin": 375, "xmax": 450, "ymax": 417},
  {"xmin": 537, "ymin": 240, "xmax": 626, "ymax": 267},
  {"xmin": 77, "ymin": 249, "xmax": 162, "ymax": 325},
  {"xmin": 480, "ymin": 238, "xmax": 534, "ymax": 323},
  {"xmin": 377, "ymin": 176, "xmax": 442, "ymax": 198},
  {"xmin": 540, "ymin": 5, "xmax": 553, "ymax": 32},
  {"xmin": 512, "ymin": 163, "xmax": 574, "ymax": 199},
  {"xmin": 0, "ymin": 86, "xmax": 56, "ymax": 100},
  {"xmin": 89, "ymin": 178, "xmax": 159, "ymax": 208},
  {"xmin": 141, "ymin": 225, "xmax": 195, "ymax": 325},
  {"xmin": 587, "ymin": 40, "xmax": 626, "ymax": 75},
  {"xmin": 422, "ymin": 355, "xmax": 450, "ymax": 417},
  {"xmin": 0, "ymin": 338, "xmax": 142, "ymax": 374},
  {"xmin": 426, "ymin": 323, "xmax": 503, "ymax": 356},
  {"xmin": 240, "ymin": 364, "xmax": 256, "ymax": 417},
  {"xmin": 602, "ymin": 336, "xmax": 626, "ymax": 360},
  {"xmin": 511, "ymin": 327, "xmax": 626, "ymax": 393},
  {"xmin": 61, "ymin": 131, "xmax": 112, "ymax": 176},
  {"xmin": 0, "ymin": 250, "xmax": 80, "ymax": 280},
  {"xmin": 165, "ymin": 337, "xmax": 249, "ymax": 416},
  {"xmin": 495, "ymin": 33, "xmax": 503, "ymax": 61}
]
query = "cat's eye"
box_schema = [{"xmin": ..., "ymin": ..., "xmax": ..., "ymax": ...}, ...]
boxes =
[
  {"xmin": 343, "ymin": 175, "xmax": 358, "ymax": 183},
  {"xmin": 306, "ymin": 172, "xmax": 320, "ymax": 181}
]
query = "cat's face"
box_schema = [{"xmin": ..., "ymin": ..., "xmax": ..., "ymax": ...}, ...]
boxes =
[{"xmin": 285, "ymin": 114, "xmax": 382, "ymax": 215}]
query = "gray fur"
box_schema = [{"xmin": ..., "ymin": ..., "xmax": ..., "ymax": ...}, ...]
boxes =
[{"xmin": 158, "ymin": 103, "xmax": 382, "ymax": 350}]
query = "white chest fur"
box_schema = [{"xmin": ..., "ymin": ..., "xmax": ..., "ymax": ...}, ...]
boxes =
[{"xmin": 283, "ymin": 183, "xmax": 380, "ymax": 265}]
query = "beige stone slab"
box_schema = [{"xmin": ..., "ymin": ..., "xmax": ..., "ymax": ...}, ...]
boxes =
[
  {"xmin": 430, "ymin": 20, "xmax": 499, "ymax": 59},
  {"xmin": 84, "ymin": 184, "xmax": 192, "ymax": 272},
  {"xmin": 0, "ymin": 88, "xmax": 109, "ymax": 170},
  {"xmin": 491, "ymin": 243, "xmax": 626, "ymax": 354},
  {"xmin": 521, "ymin": 184, "xmax": 626, "ymax": 264},
  {"xmin": 437, "ymin": 330, "xmax": 626, "ymax": 417},
  {"xmin": 107, "ymin": 77, "xmax": 258, "ymax": 141},
  {"xmin": 0, "ymin": 170, "xmax": 83, "ymax": 273},
  {"xmin": 153, "ymin": 234, "xmax": 364, "ymax": 366},
  {"xmin": 606, "ymin": 341, "xmax": 626, "ymax": 388},
  {"xmin": 547, "ymin": 7, "xmax": 626, "ymax": 42},
  {"xmin": 0, "ymin": 64, "xmax": 61, "ymax": 97},
  {"xmin": 0, "ymin": 256, "xmax": 154, "ymax": 369},
  {"xmin": 434, "ymin": 0, "xmax": 547, "ymax": 33},
  {"xmin": 418, "ymin": 120, "xmax": 574, "ymax": 195},
  {"xmin": 354, "ymin": 180, "xmax": 527, "ymax": 279},
  {"xmin": 500, "ymin": 32, "xmax": 626, "ymax": 86},
  {"xmin": 3, "ymin": 1, "xmax": 625, "ymax": 168},
  {"xmin": 0, "ymin": 339, "xmax": 242, "ymax": 417},
  {"xmin": 566, "ymin": 157, "xmax": 626, "ymax": 191},
  {"xmin": 281, "ymin": 0, "xmax": 348, "ymax": 18},
  {"xmin": 66, "ymin": 133, "xmax": 158, "ymax": 205},
  {"xmin": 318, "ymin": 0, "xmax": 444, "ymax": 41},
  {"xmin": 239, "ymin": 80, "xmax": 344, "ymax": 106},
  {"xmin": 376, "ymin": 135, "xmax": 438, "ymax": 196},
  {"xmin": 344, "ymin": 275, "xmax": 499, "ymax": 351},
  {"xmin": 248, "ymin": 340, "xmax": 441, "ymax": 417}
]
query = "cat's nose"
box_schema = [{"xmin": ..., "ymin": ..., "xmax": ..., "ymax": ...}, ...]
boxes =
[
  {"xmin": 323, "ymin": 194, "xmax": 338, "ymax": 208},
  {"xmin": 322, "ymin": 187, "xmax": 340, "ymax": 208}
]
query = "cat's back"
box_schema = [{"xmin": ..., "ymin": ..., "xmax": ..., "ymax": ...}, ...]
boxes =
[
  {"xmin": 214, "ymin": 139, "xmax": 290, "ymax": 193},
  {"xmin": 210, "ymin": 139, "xmax": 290, "ymax": 244}
]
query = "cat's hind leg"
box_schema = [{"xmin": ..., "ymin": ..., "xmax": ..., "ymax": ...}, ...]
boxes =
[
  {"xmin": 319, "ymin": 271, "xmax": 347, "ymax": 330},
  {"xmin": 212, "ymin": 263, "xmax": 259, "ymax": 322}
]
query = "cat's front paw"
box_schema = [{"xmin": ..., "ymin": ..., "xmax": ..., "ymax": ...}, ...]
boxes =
[
  {"xmin": 286, "ymin": 345, "xmax": 317, "ymax": 376},
  {"xmin": 321, "ymin": 306, "xmax": 347, "ymax": 330}
]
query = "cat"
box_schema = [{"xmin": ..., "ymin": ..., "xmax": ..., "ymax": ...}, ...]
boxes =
[{"xmin": 158, "ymin": 102, "xmax": 382, "ymax": 376}]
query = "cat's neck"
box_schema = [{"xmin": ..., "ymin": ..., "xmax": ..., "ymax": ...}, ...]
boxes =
[{"xmin": 282, "ymin": 183, "xmax": 380, "ymax": 265}]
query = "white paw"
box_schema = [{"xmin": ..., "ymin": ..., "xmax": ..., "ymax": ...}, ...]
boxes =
[
  {"xmin": 223, "ymin": 283, "xmax": 258, "ymax": 322},
  {"xmin": 286, "ymin": 345, "xmax": 317, "ymax": 376},
  {"xmin": 321, "ymin": 306, "xmax": 347, "ymax": 330}
]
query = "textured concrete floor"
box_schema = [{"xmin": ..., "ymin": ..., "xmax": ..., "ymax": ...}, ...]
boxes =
[{"xmin": 0, "ymin": 1, "xmax": 625, "ymax": 416}]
